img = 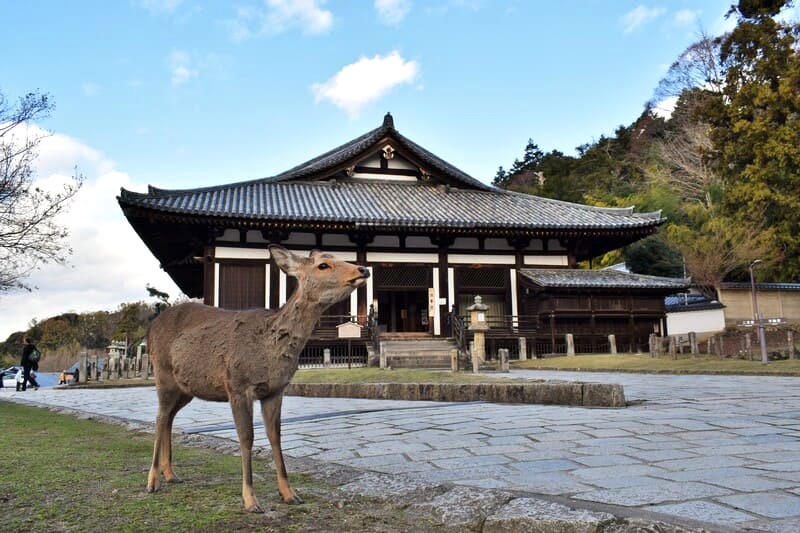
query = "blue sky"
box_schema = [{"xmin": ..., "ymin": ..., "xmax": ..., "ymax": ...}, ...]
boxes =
[{"xmin": 2, "ymin": 0, "xmax": 792, "ymax": 339}]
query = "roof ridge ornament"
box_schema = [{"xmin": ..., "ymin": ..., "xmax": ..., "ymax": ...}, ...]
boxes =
[{"xmin": 383, "ymin": 112, "xmax": 394, "ymax": 128}]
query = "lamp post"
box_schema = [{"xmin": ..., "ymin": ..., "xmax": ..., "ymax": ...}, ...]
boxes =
[{"xmin": 749, "ymin": 259, "xmax": 769, "ymax": 365}]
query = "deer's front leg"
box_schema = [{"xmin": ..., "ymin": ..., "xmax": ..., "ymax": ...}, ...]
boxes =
[
  {"xmin": 230, "ymin": 395, "xmax": 262, "ymax": 513},
  {"xmin": 261, "ymin": 393, "xmax": 303, "ymax": 504}
]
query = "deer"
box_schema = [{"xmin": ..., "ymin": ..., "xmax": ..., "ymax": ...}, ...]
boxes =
[{"xmin": 145, "ymin": 245, "xmax": 369, "ymax": 513}]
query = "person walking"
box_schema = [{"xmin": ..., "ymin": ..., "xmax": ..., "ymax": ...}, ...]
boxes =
[{"xmin": 20, "ymin": 338, "xmax": 41, "ymax": 391}]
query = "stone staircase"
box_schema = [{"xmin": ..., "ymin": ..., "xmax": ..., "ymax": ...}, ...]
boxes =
[{"xmin": 379, "ymin": 335, "xmax": 457, "ymax": 369}]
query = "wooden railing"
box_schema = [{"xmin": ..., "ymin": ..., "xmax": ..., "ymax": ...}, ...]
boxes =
[{"xmin": 449, "ymin": 311, "xmax": 469, "ymax": 368}]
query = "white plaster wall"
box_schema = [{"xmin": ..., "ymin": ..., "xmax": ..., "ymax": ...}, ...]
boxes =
[{"xmin": 666, "ymin": 308, "xmax": 726, "ymax": 340}]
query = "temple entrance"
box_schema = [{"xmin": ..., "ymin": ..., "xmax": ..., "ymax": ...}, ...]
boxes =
[
  {"xmin": 376, "ymin": 290, "xmax": 430, "ymax": 333},
  {"xmin": 373, "ymin": 265, "xmax": 432, "ymax": 334}
]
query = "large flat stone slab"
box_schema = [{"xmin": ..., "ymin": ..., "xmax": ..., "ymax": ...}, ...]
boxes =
[
  {"xmin": 407, "ymin": 486, "xmax": 513, "ymax": 528},
  {"xmin": 285, "ymin": 381, "xmax": 626, "ymax": 407},
  {"xmin": 483, "ymin": 497, "xmax": 615, "ymax": 533},
  {"xmin": 338, "ymin": 471, "xmax": 445, "ymax": 504}
]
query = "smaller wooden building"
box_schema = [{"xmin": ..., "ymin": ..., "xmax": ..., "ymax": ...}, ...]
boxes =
[{"xmin": 518, "ymin": 268, "xmax": 688, "ymax": 354}]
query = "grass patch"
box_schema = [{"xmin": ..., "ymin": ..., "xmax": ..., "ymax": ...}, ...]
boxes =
[
  {"xmin": 513, "ymin": 354, "xmax": 800, "ymax": 375},
  {"xmin": 0, "ymin": 402, "xmax": 437, "ymax": 532},
  {"xmin": 292, "ymin": 367, "xmax": 524, "ymax": 384}
]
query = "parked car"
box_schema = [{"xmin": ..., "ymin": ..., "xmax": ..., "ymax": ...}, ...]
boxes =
[{"xmin": 2, "ymin": 366, "xmax": 19, "ymax": 388}]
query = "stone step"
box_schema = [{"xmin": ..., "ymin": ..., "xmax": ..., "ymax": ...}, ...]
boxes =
[
  {"xmin": 386, "ymin": 355, "xmax": 451, "ymax": 369},
  {"xmin": 380, "ymin": 338, "xmax": 457, "ymax": 369}
]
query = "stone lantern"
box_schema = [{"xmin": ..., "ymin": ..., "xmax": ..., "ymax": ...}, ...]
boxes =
[{"xmin": 467, "ymin": 295, "xmax": 489, "ymax": 369}]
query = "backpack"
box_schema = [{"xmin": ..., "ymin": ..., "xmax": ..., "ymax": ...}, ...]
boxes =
[{"xmin": 29, "ymin": 348, "xmax": 41, "ymax": 363}]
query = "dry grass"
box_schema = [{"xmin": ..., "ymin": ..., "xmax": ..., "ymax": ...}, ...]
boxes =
[
  {"xmin": 513, "ymin": 353, "xmax": 800, "ymax": 375},
  {"xmin": 0, "ymin": 401, "xmax": 439, "ymax": 532}
]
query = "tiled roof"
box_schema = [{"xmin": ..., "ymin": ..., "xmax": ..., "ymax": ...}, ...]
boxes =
[
  {"xmin": 120, "ymin": 180, "xmax": 662, "ymax": 230},
  {"xmin": 118, "ymin": 114, "xmax": 664, "ymax": 231},
  {"xmin": 720, "ymin": 282, "xmax": 800, "ymax": 291},
  {"xmin": 520, "ymin": 269, "xmax": 689, "ymax": 289},
  {"xmin": 264, "ymin": 113, "xmax": 492, "ymax": 191},
  {"xmin": 665, "ymin": 294, "xmax": 725, "ymax": 312}
]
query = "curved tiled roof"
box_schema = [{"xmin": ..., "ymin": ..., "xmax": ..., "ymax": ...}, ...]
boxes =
[
  {"xmin": 520, "ymin": 268, "xmax": 689, "ymax": 289},
  {"xmin": 119, "ymin": 114, "xmax": 664, "ymax": 231},
  {"xmin": 120, "ymin": 179, "xmax": 663, "ymax": 230}
]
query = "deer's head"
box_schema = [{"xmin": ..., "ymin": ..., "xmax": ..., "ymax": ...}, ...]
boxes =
[{"xmin": 269, "ymin": 245, "xmax": 369, "ymax": 307}]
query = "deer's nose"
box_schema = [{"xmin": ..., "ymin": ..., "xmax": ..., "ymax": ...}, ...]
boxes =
[{"xmin": 358, "ymin": 266, "xmax": 370, "ymax": 278}]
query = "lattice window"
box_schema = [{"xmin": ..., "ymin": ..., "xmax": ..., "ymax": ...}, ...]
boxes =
[
  {"xmin": 457, "ymin": 267, "xmax": 506, "ymax": 289},
  {"xmin": 374, "ymin": 266, "xmax": 431, "ymax": 288}
]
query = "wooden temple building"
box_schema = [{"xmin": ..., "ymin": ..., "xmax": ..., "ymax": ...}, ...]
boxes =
[{"xmin": 119, "ymin": 114, "xmax": 687, "ymax": 365}]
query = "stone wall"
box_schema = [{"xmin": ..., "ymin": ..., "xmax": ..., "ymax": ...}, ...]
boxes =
[{"xmin": 285, "ymin": 381, "xmax": 626, "ymax": 407}]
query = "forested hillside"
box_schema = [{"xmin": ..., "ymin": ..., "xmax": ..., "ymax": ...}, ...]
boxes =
[
  {"xmin": 0, "ymin": 287, "xmax": 172, "ymax": 370},
  {"xmin": 494, "ymin": 0, "xmax": 799, "ymax": 297}
]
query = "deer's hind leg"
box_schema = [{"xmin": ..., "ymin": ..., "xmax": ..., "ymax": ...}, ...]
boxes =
[
  {"xmin": 230, "ymin": 394, "xmax": 262, "ymax": 513},
  {"xmin": 261, "ymin": 393, "xmax": 302, "ymax": 504},
  {"xmin": 147, "ymin": 387, "xmax": 192, "ymax": 492}
]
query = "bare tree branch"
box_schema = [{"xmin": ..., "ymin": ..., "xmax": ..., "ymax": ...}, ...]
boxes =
[{"xmin": 0, "ymin": 89, "xmax": 83, "ymax": 293}]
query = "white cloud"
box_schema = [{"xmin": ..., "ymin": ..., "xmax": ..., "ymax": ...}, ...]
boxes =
[
  {"xmin": 375, "ymin": 0, "xmax": 411, "ymax": 25},
  {"xmin": 622, "ymin": 5, "xmax": 666, "ymax": 34},
  {"xmin": 673, "ymin": 8, "xmax": 699, "ymax": 27},
  {"xmin": 652, "ymin": 96, "xmax": 678, "ymax": 119},
  {"xmin": 138, "ymin": 0, "xmax": 184, "ymax": 14},
  {"xmin": 168, "ymin": 50, "xmax": 198, "ymax": 85},
  {"xmin": 311, "ymin": 51, "xmax": 419, "ymax": 117},
  {"xmin": 775, "ymin": 3, "xmax": 800, "ymax": 24},
  {"xmin": 0, "ymin": 130, "xmax": 180, "ymax": 340},
  {"xmin": 224, "ymin": 0, "xmax": 333, "ymax": 40}
]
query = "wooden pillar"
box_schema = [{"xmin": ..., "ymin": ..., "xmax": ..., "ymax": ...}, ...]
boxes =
[
  {"xmin": 203, "ymin": 245, "xmax": 215, "ymax": 305},
  {"xmin": 357, "ymin": 245, "xmax": 368, "ymax": 319},
  {"xmin": 438, "ymin": 248, "xmax": 448, "ymax": 336},
  {"xmin": 269, "ymin": 261, "xmax": 280, "ymax": 309},
  {"xmin": 431, "ymin": 235, "xmax": 453, "ymax": 337},
  {"xmin": 628, "ymin": 293, "xmax": 635, "ymax": 353}
]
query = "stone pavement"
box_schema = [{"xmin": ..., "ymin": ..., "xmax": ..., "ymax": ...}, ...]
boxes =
[{"xmin": 4, "ymin": 370, "xmax": 800, "ymax": 531}]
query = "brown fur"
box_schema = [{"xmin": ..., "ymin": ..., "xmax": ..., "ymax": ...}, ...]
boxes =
[{"xmin": 145, "ymin": 246, "xmax": 369, "ymax": 512}]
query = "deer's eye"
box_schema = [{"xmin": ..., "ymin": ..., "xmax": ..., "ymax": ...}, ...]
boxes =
[{"xmin": 317, "ymin": 263, "xmax": 330, "ymax": 270}]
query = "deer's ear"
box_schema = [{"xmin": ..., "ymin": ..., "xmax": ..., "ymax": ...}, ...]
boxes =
[{"xmin": 269, "ymin": 245, "xmax": 304, "ymax": 276}]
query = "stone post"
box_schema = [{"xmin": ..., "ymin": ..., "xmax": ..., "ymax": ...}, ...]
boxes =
[
  {"xmin": 323, "ymin": 348, "xmax": 332, "ymax": 369},
  {"xmin": 91, "ymin": 355, "xmax": 98, "ymax": 381},
  {"xmin": 718, "ymin": 337, "xmax": 725, "ymax": 359},
  {"xmin": 136, "ymin": 341, "xmax": 146, "ymax": 375},
  {"xmin": 789, "ymin": 331, "xmax": 796, "ymax": 360},
  {"xmin": 648, "ymin": 334, "xmax": 657, "ymax": 357},
  {"xmin": 467, "ymin": 295, "xmax": 489, "ymax": 365},
  {"xmin": 125, "ymin": 358, "xmax": 132, "ymax": 379},
  {"xmin": 450, "ymin": 349, "xmax": 459, "ymax": 372},
  {"xmin": 379, "ymin": 342, "xmax": 387, "ymax": 369},
  {"xmin": 498, "ymin": 348, "xmax": 510, "ymax": 372},
  {"xmin": 745, "ymin": 333, "xmax": 753, "ymax": 360},
  {"xmin": 689, "ymin": 332, "xmax": 698, "ymax": 355},
  {"xmin": 566, "ymin": 334, "xmax": 575, "ymax": 356},
  {"xmin": 141, "ymin": 353, "xmax": 150, "ymax": 378},
  {"xmin": 608, "ymin": 334, "xmax": 617, "ymax": 355},
  {"xmin": 518, "ymin": 337, "xmax": 528, "ymax": 361},
  {"xmin": 668, "ymin": 336, "xmax": 677, "ymax": 359},
  {"xmin": 79, "ymin": 352, "xmax": 88, "ymax": 384}
]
